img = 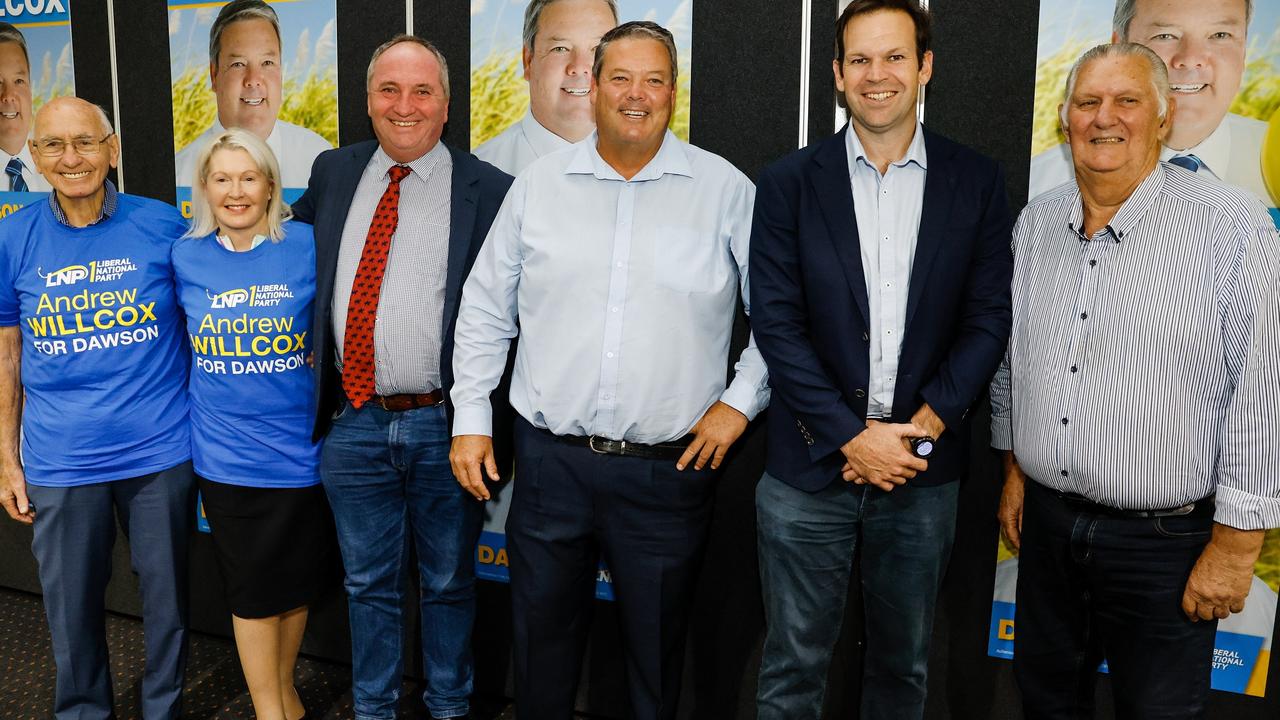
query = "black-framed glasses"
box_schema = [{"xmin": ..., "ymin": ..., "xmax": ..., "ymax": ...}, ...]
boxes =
[{"xmin": 33, "ymin": 133, "xmax": 115, "ymax": 158}]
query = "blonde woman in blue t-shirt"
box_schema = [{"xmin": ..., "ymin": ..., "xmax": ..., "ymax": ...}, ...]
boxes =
[{"xmin": 173, "ymin": 128, "xmax": 326, "ymax": 720}]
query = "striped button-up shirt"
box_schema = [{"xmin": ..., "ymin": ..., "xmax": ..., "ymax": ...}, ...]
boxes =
[
  {"xmin": 332, "ymin": 142, "xmax": 451, "ymax": 395},
  {"xmin": 990, "ymin": 163, "xmax": 1280, "ymax": 530}
]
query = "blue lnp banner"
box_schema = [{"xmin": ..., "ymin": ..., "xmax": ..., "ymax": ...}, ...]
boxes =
[{"xmin": 475, "ymin": 530, "xmax": 615, "ymax": 601}]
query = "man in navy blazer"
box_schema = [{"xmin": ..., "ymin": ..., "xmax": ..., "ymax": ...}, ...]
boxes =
[
  {"xmin": 749, "ymin": 2, "xmax": 1012, "ymax": 718},
  {"xmin": 290, "ymin": 35, "xmax": 512, "ymax": 720}
]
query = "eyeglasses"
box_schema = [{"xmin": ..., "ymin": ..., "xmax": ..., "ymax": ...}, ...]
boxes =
[{"xmin": 33, "ymin": 133, "xmax": 115, "ymax": 158}]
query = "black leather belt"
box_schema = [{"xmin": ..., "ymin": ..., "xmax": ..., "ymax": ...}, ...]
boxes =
[
  {"xmin": 538, "ymin": 427, "xmax": 694, "ymax": 461},
  {"xmin": 1054, "ymin": 489, "xmax": 1214, "ymax": 519}
]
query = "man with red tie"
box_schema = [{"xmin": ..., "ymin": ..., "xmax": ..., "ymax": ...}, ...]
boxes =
[{"xmin": 290, "ymin": 35, "xmax": 512, "ymax": 720}]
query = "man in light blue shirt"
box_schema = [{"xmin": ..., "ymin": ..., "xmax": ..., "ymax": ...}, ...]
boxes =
[{"xmin": 450, "ymin": 21, "xmax": 768, "ymax": 720}]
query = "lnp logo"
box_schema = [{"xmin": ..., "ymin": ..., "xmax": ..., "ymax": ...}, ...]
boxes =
[
  {"xmin": 208, "ymin": 288, "xmax": 250, "ymax": 309},
  {"xmin": 38, "ymin": 265, "xmax": 89, "ymax": 287}
]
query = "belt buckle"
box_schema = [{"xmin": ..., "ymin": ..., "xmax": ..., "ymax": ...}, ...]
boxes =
[
  {"xmin": 587, "ymin": 436, "xmax": 626, "ymax": 455},
  {"xmin": 375, "ymin": 395, "xmax": 390, "ymax": 411},
  {"xmin": 1159, "ymin": 502, "xmax": 1196, "ymax": 517}
]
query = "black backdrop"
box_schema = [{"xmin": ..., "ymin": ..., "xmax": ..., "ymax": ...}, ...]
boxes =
[{"xmin": 0, "ymin": 1, "xmax": 1276, "ymax": 717}]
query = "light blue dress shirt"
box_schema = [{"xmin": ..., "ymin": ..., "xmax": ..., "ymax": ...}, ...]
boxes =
[
  {"xmin": 845, "ymin": 122, "xmax": 927, "ymax": 418},
  {"xmin": 452, "ymin": 131, "xmax": 770, "ymax": 443}
]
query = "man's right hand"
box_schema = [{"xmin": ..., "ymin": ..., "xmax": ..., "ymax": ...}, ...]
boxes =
[
  {"xmin": 839, "ymin": 420, "xmax": 929, "ymax": 491},
  {"xmin": 450, "ymin": 435, "xmax": 498, "ymax": 501},
  {"xmin": 0, "ymin": 465, "xmax": 32, "ymax": 524},
  {"xmin": 998, "ymin": 451, "xmax": 1027, "ymax": 551}
]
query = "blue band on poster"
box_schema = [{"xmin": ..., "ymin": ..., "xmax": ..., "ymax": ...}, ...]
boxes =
[{"xmin": 0, "ymin": 0, "xmax": 71, "ymax": 26}]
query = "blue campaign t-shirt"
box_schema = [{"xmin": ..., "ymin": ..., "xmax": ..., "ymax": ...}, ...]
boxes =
[
  {"xmin": 0, "ymin": 194, "xmax": 191, "ymax": 487},
  {"xmin": 171, "ymin": 220, "xmax": 321, "ymax": 488}
]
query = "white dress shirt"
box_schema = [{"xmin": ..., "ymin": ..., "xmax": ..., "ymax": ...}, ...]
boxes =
[
  {"xmin": 845, "ymin": 122, "xmax": 927, "ymax": 418},
  {"xmin": 1028, "ymin": 112, "xmax": 1271, "ymax": 208},
  {"xmin": 175, "ymin": 118, "xmax": 333, "ymax": 189},
  {"xmin": 452, "ymin": 131, "xmax": 770, "ymax": 443},
  {"xmin": 473, "ymin": 112, "xmax": 573, "ymax": 177},
  {"xmin": 1, "ymin": 143, "xmax": 51, "ymax": 192}
]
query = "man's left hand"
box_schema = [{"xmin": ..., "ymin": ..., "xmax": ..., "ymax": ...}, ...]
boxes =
[
  {"xmin": 1182, "ymin": 523, "xmax": 1266, "ymax": 622},
  {"xmin": 677, "ymin": 401, "xmax": 749, "ymax": 471}
]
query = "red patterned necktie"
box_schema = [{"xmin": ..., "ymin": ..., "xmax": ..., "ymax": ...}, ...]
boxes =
[{"xmin": 342, "ymin": 164, "xmax": 412, "ymax": 409}]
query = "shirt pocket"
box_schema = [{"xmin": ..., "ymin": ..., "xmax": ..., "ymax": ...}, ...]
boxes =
[{"xmin": 651, "ymin": 226, "xmax": 728, "ymax": 293}]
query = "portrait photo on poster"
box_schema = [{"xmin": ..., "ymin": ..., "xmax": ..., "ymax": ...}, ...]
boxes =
[
  {"xmin": 1025, "ymin": 0, "xmax": 1279, "ymax": 221},
  {"xmin": 169, "ymin": 0, "xmax": 337, "ymax": 217},
  {"xmin": 0, "ymin": 0, "xmax": 74, "ymax": 218},
  {"xmin": 470, "ymin": 0, "xmax": 692, "ymax": 176}
]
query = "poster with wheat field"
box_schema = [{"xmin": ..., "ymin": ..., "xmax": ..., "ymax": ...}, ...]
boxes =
[{"xmin": 168, "ymin": 0, "xmax": 337, "ymax": 217}]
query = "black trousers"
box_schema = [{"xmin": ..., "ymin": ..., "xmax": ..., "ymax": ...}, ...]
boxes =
[
  {"xmin": 1014, "ymin": 480, "xmax": 1218, "ymax": 720},
  {"xmin": 507, "ymin": 417, "xmax": 718, "ymax": 720}
]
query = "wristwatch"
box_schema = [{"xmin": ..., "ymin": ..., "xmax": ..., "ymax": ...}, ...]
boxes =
[{"xmin": 909, "ymin": 436, "xmax": 936, "ymax": 459}]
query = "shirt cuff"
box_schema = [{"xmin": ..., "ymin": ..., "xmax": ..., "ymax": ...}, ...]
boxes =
[
  {"xmin": 1212, "ymin": 485, "xmax": 1280, "ymax": 531},
  {"xmin": 719, "ymin": 380, "xmax": 768, "ymax": 422},
  {"xmin": 450, "ymin": 403, "xmax": 493, "ymax": 438},
  {"xmin": 990, "ymin": 415, "xmax": 1013, "ymax": 451}
]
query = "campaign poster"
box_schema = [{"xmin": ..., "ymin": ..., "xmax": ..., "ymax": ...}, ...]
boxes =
[
  {"xmin": 1025, "ymin": 0, "xmax": 1280, "ymax": 226},
  {"xmin": 0, "ymin": 0, "xmax": 74, "ymax": 219},
  {"xmin": 169, "ymin": 0, "xmax": 336, "ymax": 218},
  {"xmin": 993, "ymin": 6, "xmax": 1280, "ymax": 693},
  {"xmin": 470, "ymin": 0, "xmax": 693, "ymax": 171}
]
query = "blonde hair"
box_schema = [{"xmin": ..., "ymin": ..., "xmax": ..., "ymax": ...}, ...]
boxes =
[{"xmin": 185, "ymin": 128, "xmax": 291, "ymax": 241}]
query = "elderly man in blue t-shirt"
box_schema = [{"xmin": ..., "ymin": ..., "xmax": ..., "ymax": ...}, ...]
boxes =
[{"xmin": 0, "ymin": 97, "xmax": 195, "ymax": 720}]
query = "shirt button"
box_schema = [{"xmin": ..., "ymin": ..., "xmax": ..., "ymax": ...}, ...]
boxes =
[
  {"xmin": 1061, "ymin": 470, "xmax": 1069, "ymax": 477},
  {"xmin": 1080, "ymin": 312, "xmax": 1088, "ymax": 320},
  {"xmin": 1061, "ymin": 417, "xmax": 1068, "ymax": 425},
  {"xmin": 611, "ymin": 307, "xmax": 619, "ymax": 312},
  {"xmin": 862, "ymin": 332, "xmax": 870, "ymax": 341},
  {"xmin": 1070, "ymin": 365, "xmax": 1078, "ymax": 373},
  {"xmin": 616, "ymin": 262, "xmax": 624, "ymax": 268},
  {"xmin": 1089, "ymin": 259, "xmax": 1097, "ymax": 267},
  {"xmin": 606, "ymin": 352, "xmax": 614, "ymax": 358}
]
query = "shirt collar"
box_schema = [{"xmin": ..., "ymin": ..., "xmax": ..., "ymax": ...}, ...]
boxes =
[
  {"xmin": 49, "ymin": 178, "xmax": 118, "ymax": 227},
  {"xmin": 215, "ymin": 233, "xmax": 269, "ymax": 252},
  {"xmin": 845, "ymin": 121, "xmax": 928, "ymax": 175},
  {"xmin": 1159, "ymin": 114, "xmax": 1230, "ymax": 179},
  {"xmin": 370, "ymin": 139, "xmax": 449, "ymax": 182},
  {"xmin": 520, "ymin": 112, "xmax": 573, "ymax": 158},
  {"xmin": 1067, "ymin": 163, "xmax": 1166, "ymax": 243},
  {"xmin": 564, "ymin": 130, "xmax": 693, "ymax": 182}
]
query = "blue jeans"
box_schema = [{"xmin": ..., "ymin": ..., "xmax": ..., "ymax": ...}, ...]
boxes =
[
  {"xmin": 1014, "ymin": 480, "xmax": 1217, "ymax": 720},
  {"xmin": 28, "ymin": 461, "xmax": 195, "ymax": 720},
  {"xmin": 320, "ymin": 402, "xmax": 481, "ymax": 720},
  {"xmin": 755, "ymin": 472, "xmax": 959, "ymax": 720}
]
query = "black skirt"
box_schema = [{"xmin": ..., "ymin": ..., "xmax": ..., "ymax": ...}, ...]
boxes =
[{"xmin": 198, "ymin": 476, "xmax": 331, "ymax": 619}]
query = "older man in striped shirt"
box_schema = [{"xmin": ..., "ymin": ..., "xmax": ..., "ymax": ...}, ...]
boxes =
[{"xmin": 991, "ymin": 42, "xmax": 1279, "ymax": 720}]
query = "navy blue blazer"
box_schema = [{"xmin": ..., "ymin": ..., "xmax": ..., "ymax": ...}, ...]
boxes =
[
  {"xmin": 291, "ymin": 140, "xmax": 514, "ymax": 448},
  {"xmin": 750, "ymin": 127, "xmax": 1013, "ymax": 492}
]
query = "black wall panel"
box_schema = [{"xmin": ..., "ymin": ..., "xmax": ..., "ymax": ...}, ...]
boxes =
[{"xmin": 0, "ymin": 1, "xmax": 1275, "ymax": 718}]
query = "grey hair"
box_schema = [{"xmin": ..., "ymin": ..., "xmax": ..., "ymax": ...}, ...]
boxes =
[
  {"xmin": 185, "ymin": 127, "xmax": 291, "ymax": 242},
  {"xmin": 0, "ymin": 22, "xmax": 29, "ymax": 68},
  {"xmin": 591, "ymin": 21, "xmax": 678, "ymax": 84},
  {"xmin": 1113, "ymin": 0, "xmax": 1252, "ymax": 39},
  {"xmin": 365, "ymin": 34, "xmax": 450, "ymax": 99},
  {"xmin": 522, "ymin": 0, "xmax": 619, "ymax": 52},
  {"xmin": 1060, "ymin": 42, "xmax": 1171, "ymax": 127},
  {"xmin": 209, "ymin": 0, "xmax": 281, "ymax": 66}
]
